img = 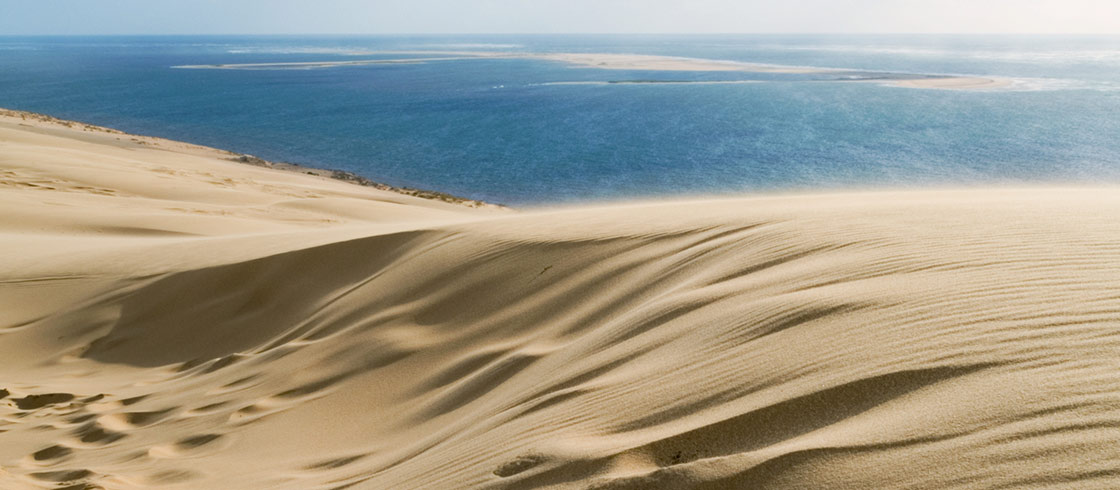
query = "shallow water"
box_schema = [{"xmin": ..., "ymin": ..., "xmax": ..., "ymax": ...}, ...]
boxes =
[{"xmin": 2, "ymin": 34, "xmax": 1119, "ymax": 204}]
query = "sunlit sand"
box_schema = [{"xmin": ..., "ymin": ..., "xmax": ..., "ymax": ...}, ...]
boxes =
[{"xmin": 2, "ymin": 109, "xmax": 1117, "ymax": 488}]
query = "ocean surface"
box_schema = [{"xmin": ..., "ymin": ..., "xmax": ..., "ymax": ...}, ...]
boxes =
[{"xmin": 2, "ymin": 35, "xmax": 1120, "ymax": 205}]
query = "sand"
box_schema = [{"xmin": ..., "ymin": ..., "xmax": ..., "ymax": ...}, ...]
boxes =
[
  {"xmin": 532, "ymin": 53, "xmax": 823, "ymax": 73},
  {"xmin": 890, "ymin": 76, "xmax": 1015, "ymax": 90},
  {"xmin": 171, "ymin": 52, "xmax": 799, "ymax": 72},
  {"xmin": 175, "ymin": 51, "xmax": 1010, "ymax": 90},
  {"xmin": 2, "ymin": 109, "xmax": 1119, "ymax": 489}
]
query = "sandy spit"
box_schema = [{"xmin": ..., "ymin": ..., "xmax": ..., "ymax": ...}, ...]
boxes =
[
  {"xmin": 174, "ymin": 51, "xmax": 1010, "ymax": 90},
  {"xmin": 889, "ymin": 76, "xmax": 1014, "ymax": 90},
  {"xmin": 0, "ymin": 110, "xmax": 1118, "ymax": 489}
]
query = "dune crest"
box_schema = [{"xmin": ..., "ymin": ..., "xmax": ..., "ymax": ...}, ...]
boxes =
[{"xmin": 1, "ymin": 111, "xmax": 1118, "ymax": 489}]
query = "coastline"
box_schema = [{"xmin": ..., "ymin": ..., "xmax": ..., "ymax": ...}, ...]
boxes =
[{"xmin": 0, "ymin": 108, "xmax": 504, "ymax": 210}]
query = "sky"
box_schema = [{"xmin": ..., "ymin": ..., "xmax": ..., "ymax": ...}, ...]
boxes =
[{"xmin": 2, "ymin": 0, "xmax": 1120, "ymax": 35}]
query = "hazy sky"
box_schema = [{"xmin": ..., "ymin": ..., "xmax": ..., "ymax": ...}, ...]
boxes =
[{"xmin": 2, "ymin": 0, "xmax": 1120, "ymax": 35}]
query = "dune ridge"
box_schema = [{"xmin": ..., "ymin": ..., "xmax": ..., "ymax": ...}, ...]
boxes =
[{"xmin": 1, "ymin": 111, "xmax": 1119, "ymax": 489}]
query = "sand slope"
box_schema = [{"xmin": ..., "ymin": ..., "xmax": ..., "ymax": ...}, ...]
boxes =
[{"xmin": 2, "ymin": 112, "xmax": 1119, "ymax": 489}]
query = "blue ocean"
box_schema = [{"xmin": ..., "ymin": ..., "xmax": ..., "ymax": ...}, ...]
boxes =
[{"xmin": 2, "ymin": 35, "xmax": 1119, "ymax": 205}]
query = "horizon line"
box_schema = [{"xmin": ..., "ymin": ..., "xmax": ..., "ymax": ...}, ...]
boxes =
[{"xmin": 4, "ymin": 32, "xmax": 1120, "ymax": 37}]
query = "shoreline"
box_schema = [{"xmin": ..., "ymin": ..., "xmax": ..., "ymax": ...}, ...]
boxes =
[{"xmin": 0, "ymin": 108, "xmax": 504, "ymax": 210}]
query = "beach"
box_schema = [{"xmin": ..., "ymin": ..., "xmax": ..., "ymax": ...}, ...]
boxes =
[{"xmin": 2, "ymin": 109, "xmax": 1119, "ymax": 489}]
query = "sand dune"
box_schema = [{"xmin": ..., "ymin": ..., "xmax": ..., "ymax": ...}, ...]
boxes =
[{"xmin": 2, "ymin": 110, "xmax": 1119, "ymax": 489}]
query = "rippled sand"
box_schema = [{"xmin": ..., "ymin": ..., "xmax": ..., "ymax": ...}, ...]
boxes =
[{"xmin": 1, "ymin": 110, "xmax": 1117, "ymax": 489}]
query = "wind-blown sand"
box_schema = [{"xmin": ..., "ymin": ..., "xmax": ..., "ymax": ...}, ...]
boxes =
[{"xmin": 2, "ymin": 110, "xmax": 1119, "ymax": 489}]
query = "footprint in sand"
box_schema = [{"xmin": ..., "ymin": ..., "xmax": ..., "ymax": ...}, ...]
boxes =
[
  {"xmin": 67, "ymin": 413, "xmax": 97, "ymax": 424},
  {"xmin": 494, "ymin": 453, "xmax": 549, "ymax": 477},
  {"xmin": 208, "ymin": 354, "xmax": 250, "ymax": 372},
  {"xmin": 227, "ymin": 399, "xmax": 288, "ymax": 424},
  {"xmin": 27, "ymin": 444, "xmax": 74, "ymax": 464},
  {"xmin": 184, "ymin": 401, "xmax": 231, "ymax": 417},
  {"xmin": 204, "ymin": 373, "xmax": 264, "ymax": 396},
  {"xmin": 96, "ymin": 408, "xmax": 175, "ymax": 431},
  {"xmin": 142, "ymin": 469, "xmax": 199, "ymax": 485},
  {"xmin": 120, "ymin": 395, "xmax": 148, "ymax": 406},
  {"xmin": 29, "ymin": 468, "xmax": 99, "ymax": 489},
  {"xmin": 227, "ymin": 375, "xmax": 343, "ymax": 424},
  {"xmin": 85, "ymin": 393, "xmax": 149, "ymax": 413},
  {"xmin": 148, "ymin": 433, "xmax": 226, "ymax": 459},
  {"xmin": 70, "ymin": 421, "xmax": 127, "ymax": 446},
  {"xmin": 13, "ymin": 393, "xmax": 75, "ymax": 410},
  {"xmin": 55, "ymin": 484, "xmax": 103, "ymax": 490}
]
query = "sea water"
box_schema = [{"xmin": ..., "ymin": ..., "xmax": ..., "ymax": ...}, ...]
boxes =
[{"xmin": 1, "ymin": 34, "xmax": 1119, "ymax": 205}]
